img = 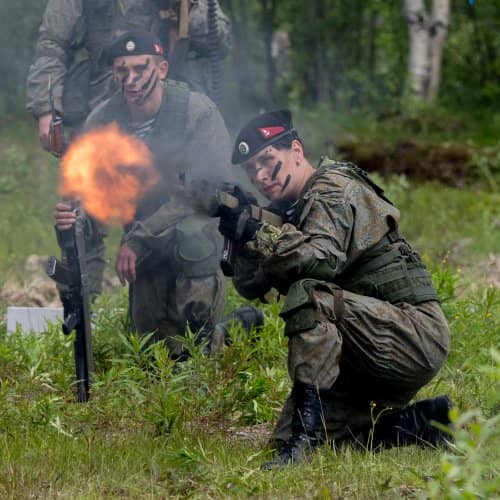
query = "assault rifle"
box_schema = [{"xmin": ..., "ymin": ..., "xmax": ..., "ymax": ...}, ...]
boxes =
[
  {"xmin": 46, "ymin": 203, "xmax": 94, "ymax": 402},
  {"xmin": 192, "ymin": 182, "xmax": 283, "ymax": 276}
]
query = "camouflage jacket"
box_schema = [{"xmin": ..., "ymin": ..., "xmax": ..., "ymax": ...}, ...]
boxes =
[
  {"xmin": 85, "ymin": 79, "xmax": 231, "ymax": 265},
  {"xmin": 233, "ymin": 159, "xmax": 403, "ymax": 300},
  {"xmin": 26, "ymin": 0, "xmax": 231, "ymax": 120}
]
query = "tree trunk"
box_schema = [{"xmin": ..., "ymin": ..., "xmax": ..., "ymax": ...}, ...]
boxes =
[
  {"xmin": 404, "ymin": 0, "xmax": 429, "ymax": 98},
  {"xmin": 427, "ymin": 0, "xmax": 450, "ymax": 100},
  {"xmin": 403, "ymin": 0, "xmax": 450, "ymax": 101},
  {"xmin": 258, "ymin": 0, "xmax": 278, "ymax": 103},
  {"xmin": 314, "ymin": 0, "xmax": 329, "ymax": 102}
]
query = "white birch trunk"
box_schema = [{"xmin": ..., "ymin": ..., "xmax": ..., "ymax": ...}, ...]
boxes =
[
  {"xmin": 404, "ymin": 0, "xmax": 450, "ymax": 101},
  {"xmin": 404, "ymin": 0, "xmax": 429, "ymax": 98},
  {"xmin": 427, "ymin": 0, "xmax": 450, "ymax": 100}
]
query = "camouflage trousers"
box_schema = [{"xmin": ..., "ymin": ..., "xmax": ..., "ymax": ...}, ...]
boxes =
[
  {"xmin": 274, "ymin": 279, "xmax": 450, "ymax": 443},
  {"xmin": 129, "ymin": 216, "xmax": 226, "ymax": 357}
]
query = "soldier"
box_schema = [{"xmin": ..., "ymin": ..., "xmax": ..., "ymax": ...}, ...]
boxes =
[
  {"xmin": 27, "ymin": 0, "xmax": 231, "ymax": 152},
  {"xmin": 55, "ymin": 31, "xmax": 260, "ymax": 357},
  {"xmin": 28, "ymin": 0, "xmax": 231, "ymax": 299},
  {"xmin": 217, "ymin": 110, "xmax": 452, "ymax": 469}
]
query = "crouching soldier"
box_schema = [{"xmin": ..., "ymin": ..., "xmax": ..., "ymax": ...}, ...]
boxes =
[{"xmin": 217, "ymin": 110, "xmax": 452, "ymax": 469}]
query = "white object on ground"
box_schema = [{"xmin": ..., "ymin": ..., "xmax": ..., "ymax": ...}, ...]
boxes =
[{"xmin": 7, "ymin": 306, "xmax": 63, "ymax": 334}]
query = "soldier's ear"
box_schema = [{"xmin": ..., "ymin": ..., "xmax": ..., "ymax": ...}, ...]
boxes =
[
  {"xmin": 158, "ymin": 59, "xmax": 169, "ymax": 80},
  {"xmin": 291, "ymin": 139, "xmax": 304, "ymax": 162}
]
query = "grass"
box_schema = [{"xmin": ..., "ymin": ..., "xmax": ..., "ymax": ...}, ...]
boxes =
[
  {"xmin": 0, "ymin": 281, "xmax": 498, "ymax": 498},
  {"xmin": 0, "ymin": 120, "xmax": 499, "ymax": 497}
]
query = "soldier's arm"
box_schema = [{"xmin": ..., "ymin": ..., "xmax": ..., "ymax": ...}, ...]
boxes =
[
  {"xmin": 26, "ymin": 0, "xmax": 85, "ymax": 118},
  {"xmin": 232, "ymin": 254, "xmax": 273, "ymax": 301},
  {"xmin": 121, "ymin": 198, "xmax": 195, "ymax": 267},
  {"xmin": 250, "ymin": 188, "xmax": 354, "ymax": 285}
]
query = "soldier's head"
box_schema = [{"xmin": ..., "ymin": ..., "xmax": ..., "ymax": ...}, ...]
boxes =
[
  {"xmin": 106, "ymin": 31, "xmax": 168, "ymax": 110},
  {"xmin": 232, "ymin": 110, "xmax": 314, "ymax": 202}
]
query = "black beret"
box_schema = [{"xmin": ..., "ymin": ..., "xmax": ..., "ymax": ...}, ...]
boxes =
[
  {"xmin": 231, "ymin": 109, "xmax": 298, "ymax": 164},
  {"xmin": 105, "ymin": 31, "xmax": 165, "ymax": 65}
]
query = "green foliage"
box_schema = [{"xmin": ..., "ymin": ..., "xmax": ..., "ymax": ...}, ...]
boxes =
[
  {"xmin": 2, "ymin": 0, "xmax": 498, "ymax": 118},
  {"xmin": 0, "ymin": 279, "xmax": 498, "ymax": 497},
  {"xmin": 425, "ymin": 351, "xmax": 500, "ymax": 499}
]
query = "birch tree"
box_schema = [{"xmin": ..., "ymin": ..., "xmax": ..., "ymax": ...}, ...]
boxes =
[{"xmin": 403, "ymin": 0, "xmax": 450, "ymax": 101}]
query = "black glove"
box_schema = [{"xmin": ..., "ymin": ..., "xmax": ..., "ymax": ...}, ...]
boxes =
[
  {"xmin": 218, "ymin": 204, "xmax": 261, "ymax": 244},
  {"xmin": 229, "ymin": 184, "xmax": 258, "ymax": 207}
]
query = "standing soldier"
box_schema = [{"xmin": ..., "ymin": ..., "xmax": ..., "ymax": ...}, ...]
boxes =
[
  {"xmin": 217, "ymin": 110, "xmax": 452, "ymax": 469},
  {"xmin": 27, "ymin": 0, "xmax": 231, "ymax": 298}
]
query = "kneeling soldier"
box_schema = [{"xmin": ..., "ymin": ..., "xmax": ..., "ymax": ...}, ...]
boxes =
[{"xmin": 217, "ymin": 110, "xmax": 452, "ymax": 469}]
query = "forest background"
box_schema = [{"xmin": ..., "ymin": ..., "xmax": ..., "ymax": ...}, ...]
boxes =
[{"xmin": 0, "ymin": 0, "xmax": 498, "ymax": 498}]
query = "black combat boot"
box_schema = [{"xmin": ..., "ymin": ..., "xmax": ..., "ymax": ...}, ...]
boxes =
[
  {"xmin": 371, "ymin": 395, "xmax": 453, "ymax": 449},
  {"xmin": 211, "ymin": 306, "xmax": 264, "ymax": 347},
  {"xmin": 183, "ymin": 306, "xmax": 264, "ymax": 358},
  {"xmin": 262, "ymin": 381, "xmax": 326, "ymax": 470}
]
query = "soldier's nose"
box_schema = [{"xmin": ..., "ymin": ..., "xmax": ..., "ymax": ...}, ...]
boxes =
[{"xmin": 255, "ymin": 168, "xmax": 269, "ymax": 182}]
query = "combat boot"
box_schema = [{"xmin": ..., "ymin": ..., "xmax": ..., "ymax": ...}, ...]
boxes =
[
  {"xmin": 188, "ymin": 305, "xmax": 264, "ymax": 357},
  {"xmin": 262, "ymin": 381, "xmax": 326, "ymax": 470},
  {"xmin": 371, "ymin": 395, "xmax": 453, "ymax": 449},
  {"xmin": 209, "ymin": 306, "xmax": 264, "ymax": 353}
]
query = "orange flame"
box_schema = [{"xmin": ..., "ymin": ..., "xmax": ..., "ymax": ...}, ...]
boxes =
[{"xmin": 60, "ymin": 122, "xmax": 159, "ymax": 225}]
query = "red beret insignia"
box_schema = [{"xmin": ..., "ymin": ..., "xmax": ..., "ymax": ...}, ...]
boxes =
[{"xmin": 258, "ymin": 126, "xmax": 285, "ymax": 139}]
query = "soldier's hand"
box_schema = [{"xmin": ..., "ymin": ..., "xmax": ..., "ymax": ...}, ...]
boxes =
[
  {"xmin": 39, "ymin": 114, "xmax": 52, "ymax": 151},
  {"xmin": 218, "ymin": 204, "xmax": 261, "ymax": 244},
  {"xmin": 116, "ymin": 244, "xmax": 137, "ymax": 286},
  {"xmin": 55, "ymin": 202, "xmax": 77, "ymax": 231}
]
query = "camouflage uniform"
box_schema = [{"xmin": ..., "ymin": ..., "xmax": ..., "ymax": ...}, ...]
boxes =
[
  {"xmin": 233, "ymin": 159, "xmax": 450, "ymax": 443},
  {"xmin": 84, "ymin": 79, "xmax": 231, "ymax": 355},
  {"xmin": 27, "ymin": 0, "xmax": 231, "ymax": 122}
]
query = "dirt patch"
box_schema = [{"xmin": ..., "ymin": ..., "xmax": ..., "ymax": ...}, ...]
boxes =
[
  {"xmin": 0, "ymin": 255, "xmax": 61, "ymax": 308},
  {"xmin": 187, "ymin": 416, "xmax": 272, "ymax": 445},
  {"xmin": 331, "ymin": 137, "xmax": 473, "ymax": 186}
]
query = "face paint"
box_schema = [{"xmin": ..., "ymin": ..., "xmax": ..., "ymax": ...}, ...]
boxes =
[
  {"xmin": 271, "ymin": 161, "xmax": 282, "ymax": 181},
  {"xmin": 281, "ymin": 174, "xmax": 291, "ymax": 193},
  {"xmin": 117, "ymin": 61, "xmax": 127, "ymax": 94},
  {"xmin": 131, "ymin": 58, "xmax": 151, "ymax": 85},
  {"xmin": 139, "ymin": 68, "xmax": 159, "ymax": 101}
]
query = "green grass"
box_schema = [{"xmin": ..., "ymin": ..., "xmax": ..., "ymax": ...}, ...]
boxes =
[
  {"xmin": 0, "ymin": 282, "xmax": 498, "ymax": 498},
  {"xmin": 0, "ymin": 121, "xmax": 499, "ymax": 498}
]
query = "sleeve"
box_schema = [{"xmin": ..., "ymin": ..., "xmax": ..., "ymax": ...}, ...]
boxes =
[
  {"xmin": 252, "ymin": 188, "xmax": 355, "ymax": 285},
  {"xmin": 188, "ymin": 0, "xmax": 232, "ymax": 57},
  {"xmin": 26, "ymin": 0, "xmax": 85, "ymax": 118},
  {"xmin": 121, "ymin": 196, "xmax": 195, "ymax": 266},
  {"xmin": 232, "ymin": 254, "xmax": 273, "ymax": 301}
]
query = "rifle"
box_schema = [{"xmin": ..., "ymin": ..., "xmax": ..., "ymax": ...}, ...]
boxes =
[
  {"xmin": 46, "ymin": 203, "xmax": 94, "ymax": 402},
  {"xmin": 48, "ymin": 75, "xmax": 65, "ymax": 157},
  {"xmin": 194, "ymin": 183, "xmax": 283, "ymax": 276}
]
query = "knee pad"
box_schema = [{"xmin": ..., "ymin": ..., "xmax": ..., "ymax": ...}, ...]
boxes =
[
  {"xmin": 280, "ymin": 279, "xmax": 344, "ymax": 337},
  {"xmin": 175, "ymin": 217, "xmax": 218, "ymax": 278}
]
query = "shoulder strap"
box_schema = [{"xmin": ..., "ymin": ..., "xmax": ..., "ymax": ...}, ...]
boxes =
[{"xmin": 319, "ymin": 157, "xmax": 394, "ymax": 206}]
